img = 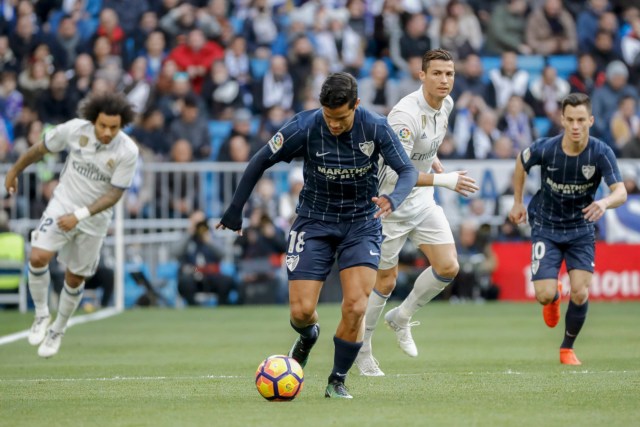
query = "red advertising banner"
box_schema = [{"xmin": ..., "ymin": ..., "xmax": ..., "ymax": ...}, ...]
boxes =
[{"xmin": 491, "ymin": 242, "xmax": 640, "ymax": 301}]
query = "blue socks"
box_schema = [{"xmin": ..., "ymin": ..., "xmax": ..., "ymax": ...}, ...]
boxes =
[
  {"xmin": 561, "ymin": 300, "xmax": 589, "ymax": 349},
  {"xmin": 329, "ymin": 336, "xmax": 362, "ymax": 383}
]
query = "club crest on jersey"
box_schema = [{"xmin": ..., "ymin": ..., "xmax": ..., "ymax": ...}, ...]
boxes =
[
  {"xmin": 106, "ymin": 159, "xmax": 115, "ymax": 170},
  {"xmin": 359, "ymin": 140, "xmax": 374, "ymax": 157},
  {"xmin": 398, "ymin": 128, "xmax": 411, "ymax": 142},
  {"xmin": 268, "ymin": 132, "xmax": 284, "ymax": 153},
  {"xmin": 522, "ymin": 148, "xmax": 531, "ymax": 163},
  {"xmin": 286, "ymin": 255, "xmax": 299, "ymax": 271},
  {"xmin": 582, "ymin": 165, "xmax": 595, "ymax": 180},
  {"xmin": 79, "ymin": 135, "xmax": 89, "ymax": 147},
  {"xmin": 531, "ymin": 260, "xmax": 539, "ymax": 275}
]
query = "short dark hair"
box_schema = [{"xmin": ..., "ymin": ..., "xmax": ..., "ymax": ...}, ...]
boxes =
[
  {"xmin": 422, "ymin": 48, "xmax": 454, "ymax": 72},
  {"xmin": 561, "ymin": 93, "xmax": 592, "ymax": 114},
  {"xmin": 78, "ymin": 92, "xmax": 135, "ymax": 127},
  {"xmin": 319, "ymin": 72, "xmax": 358, "ymax": 109}
]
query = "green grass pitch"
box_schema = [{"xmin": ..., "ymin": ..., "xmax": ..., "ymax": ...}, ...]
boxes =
[{"xmin": 1, "ymin": 302, "xmax": 639, "ymax": 427}]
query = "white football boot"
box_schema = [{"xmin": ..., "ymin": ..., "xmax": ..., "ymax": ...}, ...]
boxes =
[
  {"xmin": 384, "ymin": 307, "xmax": 419, "ymax": 357},
  {"xmin": 38, "ymin": 329, "xmax": 64, "ymax": 358},
  {"xmin": 354, "ymin": 350, "xmax": 385, "ymax": 376},
  {"xmin": 28, "ymin": 315, "xmax": 51, "ymax": 346}
]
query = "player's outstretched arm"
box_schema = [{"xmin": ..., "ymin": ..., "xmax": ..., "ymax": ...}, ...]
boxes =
[
  {"xmin": 509, "ymin": 153, "xmax": 528, "ymax": 225},
  {"xmin": 57, "ymin": 187, "xmax": 125, "ymax": 232},
  {"xmin": 4, "ymin": 142, "xmax": 49, "ymax": 195},
  {"xmin": 415, "ymin": 170, "xmax": 479, "ymax": 197},
  {"xmin": 582, "ymin": 182, "xmax": 627, "ymax": 223}
]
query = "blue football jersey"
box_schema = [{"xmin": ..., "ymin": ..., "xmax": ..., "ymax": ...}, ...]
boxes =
[
  {"xmin": 522, "ymin": 135, "xmax": 622, "ymax": 235},
  {"xmin": 221, "ymin": 107, "xmax": 418, "ymax": 230},
  {"xmin": 261, "ymin": 108, "xmax": 417, "ymax": 223}
]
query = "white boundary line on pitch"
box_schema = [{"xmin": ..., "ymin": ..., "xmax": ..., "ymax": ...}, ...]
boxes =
[
  {"xmin": 0, "ymin": 370, "xmax": 636, "ymax": 384},
  {"xmin": 0, "ymin": 307, "xmax": 122, "ymax": 346}
]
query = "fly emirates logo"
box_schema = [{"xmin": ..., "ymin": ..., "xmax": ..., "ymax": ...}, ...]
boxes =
[{"xmin": 317, "ymin": 164, "xmax": 372, "ymax": 180}]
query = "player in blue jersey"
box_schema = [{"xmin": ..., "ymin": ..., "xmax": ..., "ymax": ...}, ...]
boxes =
[
  {"xmin": 217, "ymin": 72, "xmax": 478, "ymax": 398},
  {"xmin": 509, "ymin": 93, "xmax": 627, "ymax": 365}
]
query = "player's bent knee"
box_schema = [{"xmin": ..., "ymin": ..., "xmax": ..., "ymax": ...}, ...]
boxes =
[
  {"xmin": 290, "ymin": 303, "xmax": 316, "ymax": 324},
  {"xmin": 29, "ymin": 251, "xmax": 52, "ymax": 269},
  {"xmin": 570, "ymin": 288, "xmax": 589, "ymax": 305},
  {"xmin": 535, "ymin": 290, "xmax": 556, "ymax": 305},
  {"xmin": 434, "ymin": 260, "xmax": 459, "ymax": 280}
]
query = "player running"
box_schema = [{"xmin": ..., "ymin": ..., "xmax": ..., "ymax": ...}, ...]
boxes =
[
  {"xmin": 4, "ymin": 93, "xmax": 138, "ymax": 358},
  {"xmin": 509, "ymin": 93, "xmax": 627, "ymax": 365},
  {"xmin": 354, "ymin": 48, "xmax": 479, "ymax": 376},
  {"xmin": 217, "ymin": 72, "xmax": 477, "ymax": 398}
]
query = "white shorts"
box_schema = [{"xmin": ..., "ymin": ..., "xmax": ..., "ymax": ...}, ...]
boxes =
[
  {"xmin": 31, "ymin": 203, "xmax": 103, "ymax": 277},
  {"xmin": 379, "ymin": 204, "xmax": 454, "ymax": 270}
]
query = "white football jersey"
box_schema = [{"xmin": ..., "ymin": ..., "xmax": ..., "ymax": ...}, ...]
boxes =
[
  {"xmin": 44, "ymin": 118, "xmax": 139, "ymax": 236},
  {"xmin": 379, "ymin": 88, "xmax": 454, "ymax": 221}
]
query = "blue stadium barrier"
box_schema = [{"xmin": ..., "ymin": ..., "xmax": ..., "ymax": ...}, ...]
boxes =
[
  {"xmin": 548, "ymin": 55, "xmax": 578, "ymax": 79},
  {"xmin": 250, "ymin": 58, "xmax": 270, "ymax": 80},
  {"xmin": 208, "ymin": 120, "xmax": 233, "ymax": 160},
  {"xmin": 517, "ymin": 55, "xmax": 545, "ymax": 75},
  {"xmin": 533, "ymin": 116, "xmax": 552, "ymax": 138},
  {"xmin": 359, "ymin": 56, "xmax": 377, "ymax": 78}
]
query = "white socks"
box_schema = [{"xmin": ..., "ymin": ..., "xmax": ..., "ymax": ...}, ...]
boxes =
[
  {"xmin": 28, "ymin": 263, "xmax": 50, "ymax": 317},
  {"xmin": 51, "ymin": 281, "xmax": 84, "ymax": 333},
  {"xmin": 396, "ymin": 267, "xmax": 452, "ymax": 324},
  {"xmin": 362, "ymin": 289, "xmax": 390, "ymax": 351}
]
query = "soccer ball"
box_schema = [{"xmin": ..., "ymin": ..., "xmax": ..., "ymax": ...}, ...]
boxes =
[{"xmin": 255, "ymin": 355, "xmax": 304, "ymax": 401}]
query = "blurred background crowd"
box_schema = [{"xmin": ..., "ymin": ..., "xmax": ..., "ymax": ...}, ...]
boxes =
[{"xmin": 1, "ymin": 0, "xmax": 639, "ymax": 307}]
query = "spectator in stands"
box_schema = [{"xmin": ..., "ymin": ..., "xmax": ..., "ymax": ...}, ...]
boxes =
[
  {"xmin": 129, "ymin": 11, "xmax": 160, "ymax": 66},
  {"xmin": 610, "ymin": 95, "xmax": 640, "ymax": 151},
  {"xmin": 242, "ymin": 0, "xmax": 278, "ymax": 56},
  {"xmin": 528, "ymin": 65, "xmax": 571, "ymax": 118},
  {"xmin": 205, "ymin": 0, "xmax": 234, "ymax": 47},
  {"xmin": 156, "ymin": 138, "xmax": 201, "ymax": 218},
  {"xmin": 358, "ymin": 59, "xmax": 399, "ymax": 116},
  {"xmin": 278, "ymin": 165, "xmax": 304, "ymax": 228},
  {"xmin": 102, "ymin": 0, "xmax": 150, "ymax": 36},
  {"xmin": 155, "ymin": 70, "xmax": 199, "ymax": 125},
  {"xmin": 525, "ymin": 0, "xmax": 577, "ymax": 55},
  {"xmin": 498, "ymin": 94, "xmax": 535, "ymax": 153},
  {"xmin": 121, "ymin": 56, "xmax": 151, "ymax": 115},
  {"xmin": 448, "ymin": 218, "xmax": 497, "ymax": 302},
  {"xmin": 436, "ymin": 132, "xmax": 460, "ymax": 160},
  {"xmin": 234, "ymin": 207, "xmax": 287, "ymax": 304},
  {"xmin": 495, "ymin": 216, "xmax": 526, "ymax": 242},
  {"xmin": 37, "ymin": 70, "xmax": 77, "ymax": 125},
  {"xmin": 568, "ymin": 52, "xmax": 606, "ymax": 94},
  {"xmin": 0, "ymin": 35, "xmax": 19, "ymax": 74},
  {"xmin": 369, "ymin": 0, "xmax": 403, "ymax": 58},
  {"xmin": 620, "ymin": 165, "xmax": 640, "ymax": 194},
  {"xmin": 94, "ymin": 8, "xmax": 125, "ymax": 58},
  {"xmin": 174, "ymin": 212, "xmax": 235, "ymax": 306},
  {"xmin": 140, "ymin": 31, "xmax": 167, "ymax": 83},
  {"xmin": 159, "ymin": 2, "xmax": 221, "ymax": 49},
  {"xmin": 591, "ymin": 29, "xmax": 623, "ymax": 71},
  {"xmin": 452, "ymin": 92, "xmax": 486, "ymax": 157},
  {"xmin": 578, "ymin": 1, "xmax": 611, "ymax": 53},
  {"xmin": 247, "ymin": 177, "xmax": 279, "ymax": 221},
  {"xmin": 166, "ymin": 28, "xmax": 224, "ymax": 95},
  {"xmin": 49, "ymin": 14, "xmax": 83, "ymax": 70},
  {"xmin": 168, "ymin": 93, "xmax": 211, "ymax": 160},
  {"xmin": 484, "ymin": 0, "xmax": 532, "ymax": 55},
  {"xmin": 201, "ymin": 60, "xmax": 244, "ymax": 120},
  {"xmin": 437, "ymin": 15, "xmax": 476, "ymax": 61},
  {"xmin": 592, "ymin": 60, "xmax": 639, "ymax": 141},
  {"xmin": 486, "ymin": 50, "xmax": 530, "ymax": 110},
  {"xmin": 467, "ymin": 109, "xmax": 501, "ymax": 159},
  {"xmin": 490, "ymin": 135, "xmax": 516, "ymax": 159},
  {"xmin": 430, "ymin": 0, "xmax": 484, "ymax": 54},
  {"xmin": 315, "ymin": 8, "xmax": 364, "ymax": 75},
  {"xmin": 9, "ymin": 15, "xmax": 42, "ymax": 67},
  {"xmin": 66, "ymin": 54, "xmax": 94, "ymax": 102},
  {"xmin": 129, "ymin": 107, "xmax": 171, "ymax": 159},
  {"xmin": 391, "ymin": 12, "xmax": 431, "ymax": 73},
  {"xmin": 450, "ymin": 53, "xmax": 488, "ymax": 100},
  {"xmin": 621, "ymin": 15, "xmax": 640, "ymax": 86},
  {"xmin": 224, "ymin": 35, "xmax": 251, "ymax": 87},
  {"xmin": 288, "ymin": 34, "xmax": 315, "ymax": 111},
  {"xmin": 217, "ymin": 134, "xmax": 251, "ymax": 203},
  {"xmin": 91, "ymin": 35, "xmax": 123, "ymax": 87},
  {"xmin": 0, "ymin": 71, "xmax": 23, "ymax": 125},
  {"xmin": 219, "ymin": 107, "xmax": 260, "ymax": 155},
  {"xmin": 252, "ymin": 55, "xmax": 294, "ymax": 114},
  {"xmin": 257, "ymin": 105, "xmax": 289, "ymax": 148},
  {"xmin": 17, "ymin": 59, "xmax": 50, "ymax": 106}
]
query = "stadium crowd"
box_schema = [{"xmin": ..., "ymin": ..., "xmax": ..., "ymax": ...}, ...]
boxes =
[{"xmin": 1, "ymin": 0, "xmax": 640, "ymax": 305}]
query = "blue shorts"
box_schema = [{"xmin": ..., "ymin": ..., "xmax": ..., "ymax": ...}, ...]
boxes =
[
  {"xmin": 530, "ymin": 230, "xmax": 595, "ymax": 281},
  {"xmin": 284, "ymin": 216, "xmax": 383, "ymax": 281}
]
